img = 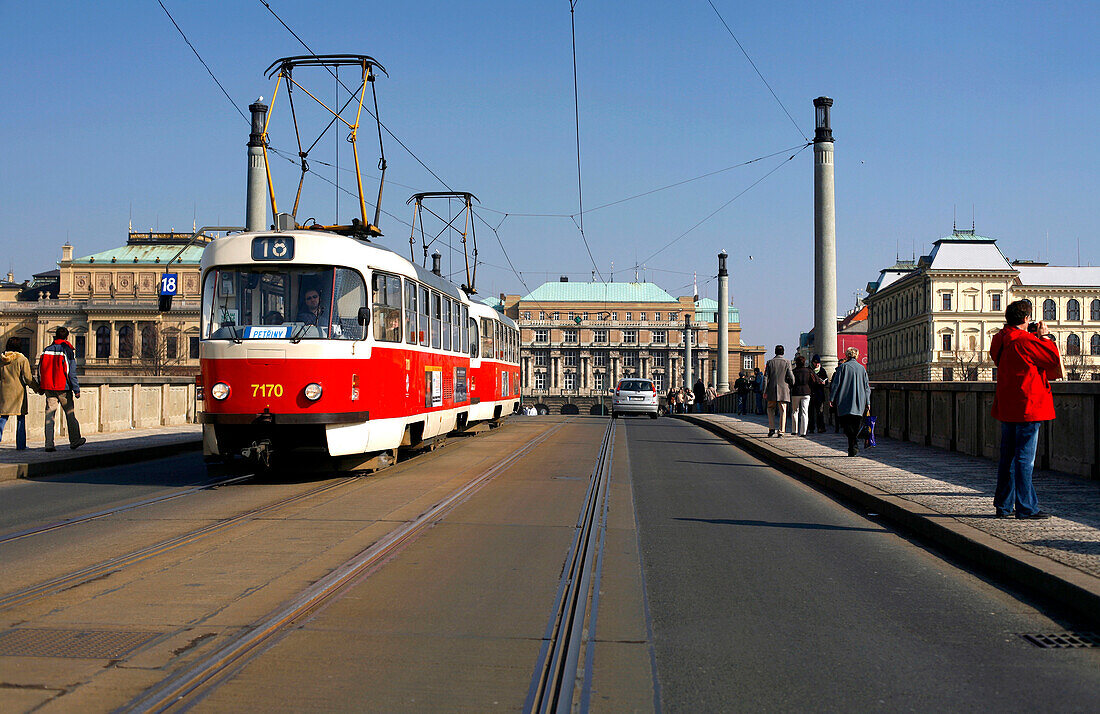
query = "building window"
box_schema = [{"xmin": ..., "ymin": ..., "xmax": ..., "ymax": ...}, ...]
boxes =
[
  {"xmin": 533, "ymin": 350, "xmax": 547, "ymax": 366},
  {"xmin": 533, "ymin": 372, "xmax": 546, "ymax": 390},
  {"xmin": 74, "ymin": 335, "xmax": 86, "ymax": 359},
  {"xmin": 1067, "ymin": 333, "xmax": 1081, "ymax": 356},
  {"xmin": 942, "ymin": 333, "xmax": 952, "ymax": 352},
  {"xmin": 743, "ymin": 355, "xmax": 754, "ymax": 370},
  {"xmin": 522, "ymin": 311, "xmax": 531, "ymax": 320},
  {"xmin": 1092, "ymin": 334, "xmax": 1100, "ymax": 356},
  {"xmin": 654, "ymin": 352, "xmax": 667, "ymax": 368},
  {"xmin": 654, "ymin": 373, "xmax": 664, "ymax": 391},
  {"xmin": 593, "ymin": 328, "xmax": 608, "ymax": 343},
  {"xmin": 1092, "ymin": 372, "xmax": 1100, "ymax": 381},
  {"xmin": 189, "ymin": 336, "xmax": 200, "ymax": 359},
  {"xmin": 1067, "ymin": 299, "xmax": 1081, "ymax": 321},
  {"xmin": 623, "ymin": 352, "xmax": 636, "ymax": 367},
  {"xmin": 564, "ymin": 328, "xmax": 578, "ymax": 344},
  {"xmin": 96, "ymin": 325, "xmax": 110, "ymax": 359},
  {"xmin": 535, "ymin": 328, "xmax": 549, "ymax": 343},
  {"xmin": 567, "ymin": 312, "xmax": 575, "ymax": 321},
  {"xmin": 639, "ymin": 312, "xmax": 646, "ymax": 321},
  {"xmin": 965, "ymin": 367, "xmax": 978, "ymax": 381},
  {"xmin": 622, "ymin": 329, "xmax": 637, "ymax": 344},
  {"xmin": 941, "ymin": 293, "xmax": 952, "ymax": 311},
  {"xmin": 119, "ymin": 325, "xmax": 134, "ymax": 359},
  {"xmin": 552, "ymin": 312, "xmax": 559, "ymax": 320},
  {"xmin": 593, "ymin": 351, "xmax": 607, "ymax": 367},
  {"xmin": 166, "ymin": 334, "xmax": 178, "ymax": 360},
  {"xmin": 597, "ymin": 312, "xmax": 607, "ymax": 321},
  {"xmin": 1043, "ymin": 299, "xmax": 1057, "ymax": 321},
  {"xmin": 942, "ymin": 367, "xmax": 954, "ymax": 381},
  {"xmin": 651, "ymin": 329, "xmax": 666, "ymax": 344},
  {"xmin": 539, "ymin": 311, "xmax": 545, "ymax": 320},
  {"xmin": 966, "ymin": 293, "xmax": 977, "ymax": 311},
  {"xmin": 991, "ymin": 293, "xmax": 1001, "ymax": 311},
  {"xmin": 564, "ymin": 372, "xmax": 576, "ymax": 390},
  {"xmin": 611, "ymin": 312, "xmax": 618, "ymax": 321},
  {"xmin": 1091, "ymin": 300, "xmax": 1100, "ymax": 321},
  {"xmin": 582, "ymin": 312, "xmax": 589, "ymax": 321},
  {"xmin": 563, "ymin": 350, "xmax": 578, "ymax": 367},
  {"xmin": 593, "ymin": 372, "xmax": 605, "ymax": 391},
  {"xmin": 624, "ymin": 312, "xmax": 632, "ymax": 321}
]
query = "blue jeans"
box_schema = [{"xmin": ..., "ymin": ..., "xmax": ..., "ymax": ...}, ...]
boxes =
[
  {"xmin": 0, "ymin": 414, "xmax": 27, "ymax": 450},
  {"xmin": 994, "ymin": 421, "xmax": 1041, "ymax": 516}
]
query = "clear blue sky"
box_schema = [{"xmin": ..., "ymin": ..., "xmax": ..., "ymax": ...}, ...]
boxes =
[{"xmin": 3, "ymin": 1, "xmax": 1098, "ymax": 350}]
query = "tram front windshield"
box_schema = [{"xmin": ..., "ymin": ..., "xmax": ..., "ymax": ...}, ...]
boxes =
[{"xmin": 202, "ymin": 266, "xmax": 366, "ymax": 340}]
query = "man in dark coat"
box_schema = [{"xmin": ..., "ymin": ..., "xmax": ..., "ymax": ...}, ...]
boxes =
[
  {"xmin": 734, "ymin": 372, "xmax": 751, "ymax": 415},
  {"xmin": 808, "ymin": 355, "xmax": 828, "ymax": 433},
  {"xmin": 989, "ymin": 300, "xmax": 1061, "ymax": 520},
  {"xmin": 763, "ymin": 346, "xmax": 795, "ymax": 437},
  {"xmin": 692, "ymin": 378, "xmax": 707, "ymax": 414}
]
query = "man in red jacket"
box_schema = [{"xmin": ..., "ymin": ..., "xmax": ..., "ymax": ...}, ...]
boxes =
[
  {"xmin": 38, "ymin": 326, "xmax": 86, "ymax": 452},
  {"xmin": 989, "ymin": 300, "xmax": 1061, "ymax": 519}
]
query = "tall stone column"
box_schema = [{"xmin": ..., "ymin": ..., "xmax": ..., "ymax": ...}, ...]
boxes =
[
  {"xmin": 813, "ymin": 97, "xmax": 839, "ymax": 375},
  {"xmin": 717, "ymin": 251, "xmax": 730, "ymax": 393},
  {"xmin": 683, "ymin": 315, "xmax": 693, "ymax": 388},
  {"xmin": 246, "ymin": 100, "xmax": 269, "ymax": 232}
]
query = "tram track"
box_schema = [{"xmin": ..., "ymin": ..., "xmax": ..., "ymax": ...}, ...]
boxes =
[
  {"xmin": 123, "ymin": 419, "xmax": 568, "ymax": 713},
  {"xmin": 526, "ymin": 418, "xmax": 616, "ymax": 714}
]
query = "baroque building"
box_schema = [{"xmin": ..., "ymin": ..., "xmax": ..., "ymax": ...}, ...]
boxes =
[
  {"xmin": 864, "ymin": 229, "xmax": 1100, "ymax": 381},
  {"xmin": 496, "ymin": 279, "xmax": 764, "ymax": 398},
  {"xmin": 0, "ymin": 231, "xmax": 207, "ymax": 376}
]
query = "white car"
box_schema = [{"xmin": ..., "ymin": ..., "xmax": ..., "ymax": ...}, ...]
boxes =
[{"xmin": 612, "ymin": 379, "xmax": 659, "ymax": 418}]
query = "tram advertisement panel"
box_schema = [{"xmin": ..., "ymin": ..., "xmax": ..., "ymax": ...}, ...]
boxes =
[{"xmin": 454, "ymin": 367, "xmax": 468, "ymax": 403}]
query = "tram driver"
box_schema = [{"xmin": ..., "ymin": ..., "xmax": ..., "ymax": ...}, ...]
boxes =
[{"xmin": 297, "ymin": 288, "xmax": 328, "ymax": 327}]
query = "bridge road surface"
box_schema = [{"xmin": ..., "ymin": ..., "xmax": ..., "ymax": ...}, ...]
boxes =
[{"xmin": 0, "ymin": 416, "xmax": 1097, "ymax": 711}]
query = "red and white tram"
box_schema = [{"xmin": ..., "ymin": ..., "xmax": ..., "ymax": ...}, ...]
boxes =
[{"xmin": 198, "ymin": 228, "xmax": 520, "ymax": 467}]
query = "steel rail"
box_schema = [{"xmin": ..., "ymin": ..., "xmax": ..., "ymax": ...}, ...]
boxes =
[
  {"xmin": 124, "ymin": 420, "xmax": 567, "ymax": 714},
  {"xmin": 0, "ymin": 476, "xmax": 359, "ymax": 613},
  {"xmin": 0, "ymin": 473, "xmax": 256, "ymax": 545},
  {"xmin": 525, "ymin": 419, "xmax": 615, "ymax": 714}
]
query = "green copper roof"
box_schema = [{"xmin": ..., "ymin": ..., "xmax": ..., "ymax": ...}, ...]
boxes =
[
  {"xmin": 523, "ymin": 281, "xmax": 679, "ymax": 303},
  {"xmin": 71, "ymin": 244, "xmax": 204, "ymax": 264},
  {"xmin": 693, "ymin": 297, "xmax": 740, "ymax": 324},
  {"xmin": 934, "ymin": 228, "xmax": 995, "ymax": 243}
]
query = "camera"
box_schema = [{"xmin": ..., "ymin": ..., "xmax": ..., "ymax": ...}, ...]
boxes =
[{"xmin": 1027, "ymin": 322, "xmax": 1039, "ymax": 333}]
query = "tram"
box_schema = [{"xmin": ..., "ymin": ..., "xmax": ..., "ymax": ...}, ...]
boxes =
[{"xmin": 198, "ymin": 229, "xmax": 521, "ymax": 467}]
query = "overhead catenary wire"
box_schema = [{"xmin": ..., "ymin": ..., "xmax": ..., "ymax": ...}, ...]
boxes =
[
  {"xmin": 705, "ymin": 0, "xmax": 807, "ymax": 142},
  {"xmin": 568, "ymin": 0, "xmax": 603, "ymax": 283}
]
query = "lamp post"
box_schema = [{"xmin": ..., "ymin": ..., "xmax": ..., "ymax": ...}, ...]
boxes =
[
  {"xmin": 246, "ymin": 99, "xmax": 269, "ymax": 232},
  {"xmin": 717, "ymin": 251, "xmax": 730, "ymax": 394},
  {"xmin": 813, "ymin": 97, "xmax": 838, "ymax": 375}
]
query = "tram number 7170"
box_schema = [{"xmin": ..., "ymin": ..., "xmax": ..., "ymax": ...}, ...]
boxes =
[{"xmin": 252, "ymin": 383, "xmax": 284, "ymax": 397}]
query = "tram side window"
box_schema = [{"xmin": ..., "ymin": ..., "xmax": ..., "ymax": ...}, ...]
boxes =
[
  {"xmin": 404, "ymin": 280, "xmax": 417, "ymax": 345},
  {"xmin": 371, "ymin": 272, "xmax": 402, "ymax": 342},
  {"xmin": 452, "ymin": 301, "xmax": 463, "ymax": 352},
  {"xmin": 431, "ymin": 292, "xmax": 442, "ymax": 350},
  {"xmin": 481, "ymin": 318, "xmax": 495, "ymax": 360},
  {"xmin": 461, "ymin": 305, "xmax": 470, "ymax": 355},
  {"xmin": 332, "ymin": 268, "xmax": 367, "ymax": 340},
  {"xmin": 495, "ymin": 322, "xmax": 503, "ymax": 360},
  {"xmin": 470, "ymin": 317, "xmax": 479, "ymax": 358},
  {"xmin": 419, "ymin": 286, "xmax": 430, "ymax": 347},
  {"xmin": 441, "ymin": 298, "xmax": 452, "ymax": 351}
]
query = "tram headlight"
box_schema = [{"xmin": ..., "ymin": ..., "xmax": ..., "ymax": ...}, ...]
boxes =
[
  {"xmin": 304, "ymin": 383, "xmax": 323, "ymax": 401},
  {"xmin": 211, "ymin": 382, "xmax": 230, "ymax": 401}
]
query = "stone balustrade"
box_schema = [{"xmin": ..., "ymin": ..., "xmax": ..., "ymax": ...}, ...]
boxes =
[{"xmin": 2, "ymin": 377, "xmax": 197, "ymax": 444}]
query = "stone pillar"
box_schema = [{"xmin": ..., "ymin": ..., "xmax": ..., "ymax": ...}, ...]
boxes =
[
  {"xmin": 683, "ymin": 315, "xmax": 693, "ymax": 388},
  {"xmin": 110, "ymin": 321, "xmax": 119, "ymax": 362},
  {"xmin": 717, "ymin": 251, "xmax": 730, "ymax": 393},
  {"xmin": 814, "ymin": 97, "xmax": 839, "ymax": 375},
  {"xmin": 247, "ymin": 100, "xmax": 269, "ymax": 232}
]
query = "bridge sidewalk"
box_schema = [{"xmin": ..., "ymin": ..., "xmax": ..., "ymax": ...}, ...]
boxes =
[
  {"xmin": 680, "ymin": 411, "xmax": 1100, "ymax": 627},
  {"xmin": 0, "ymin": 424, "xmax": 201, "ymax": 481}
]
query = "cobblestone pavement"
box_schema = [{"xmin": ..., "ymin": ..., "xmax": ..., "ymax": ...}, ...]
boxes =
[
  {"xmin": 0, "ymin": 424, "xmax": 201, "ymax": 474},
  {"xmin": 694, "ymin": 412, "xmax": 1100, "ymax": 579}
]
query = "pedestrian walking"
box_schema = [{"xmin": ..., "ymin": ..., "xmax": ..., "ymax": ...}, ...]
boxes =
[
  {"xmin": 790, "ymin": 354, "xmax": 821, "ymax": 436},
  {"xmin": 829, "ymin": 347, "xmax": 871, "ymax": 456},
  {"xmin": 0, "ymin": 338, "xmax": 39, "ymax": 450},
  {"xmin": 763, "ymin": 345, "xmax": 795, "ymax": 437},
  {"xmin": 705, "ymin": 383, "xmax": 717, "ymax": 413},
  {"xmin": 990, "ymin": 300, "xmax": 1061, "ymax": 520},
  {"xmin": 808, "ymin": 355, "xmax": 829, "ymax": 433},
  {"xmin": 693, "ymin": 378, "xmax": 706, "ymax": 414},
  {"xmin": 38, "ymin": 326, "xmax": 85, "ymax": 452},
  {"xmin": 682, "ymin": 386, "xmax": 695, "ymax": 414},
  {"xmin": 734, "ymin": 372, "xmax": 751, "ymax": 415},
  {"xmin": 752, "ymin": 367, "xmax": 765, "ymax": 415}
]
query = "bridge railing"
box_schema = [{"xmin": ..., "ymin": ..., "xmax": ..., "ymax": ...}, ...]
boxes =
[{"xmin": 715, "ymin": 382, "xmax": 1099, "ymax": 479}]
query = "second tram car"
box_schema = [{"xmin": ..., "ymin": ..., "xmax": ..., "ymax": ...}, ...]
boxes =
[{"xmin": 198, "ymin": 228, "xmax": 521, "ymax": 467}]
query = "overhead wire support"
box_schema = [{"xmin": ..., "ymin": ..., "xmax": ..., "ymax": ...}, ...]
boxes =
[
  {"xmin": 568, "ymin": 0, "xmax": 603, "ymax": 283},
  {"xmin": 408, "ymin": 193, "xmax": 480, "ymax": 294}
]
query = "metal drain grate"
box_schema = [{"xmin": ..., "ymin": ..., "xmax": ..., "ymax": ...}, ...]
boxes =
[
  {"xmin": 0, "ymin": 628, "xmax": 161, "ymax": 659},
  {"xmin": 1019, "ymin": 632, "xmax": 1100, "ymax": 649}
]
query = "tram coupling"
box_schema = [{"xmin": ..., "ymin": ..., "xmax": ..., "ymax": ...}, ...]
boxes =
[{"xmin": 241, "ymin": 439, "xmax": 273, "ymax": 469}]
